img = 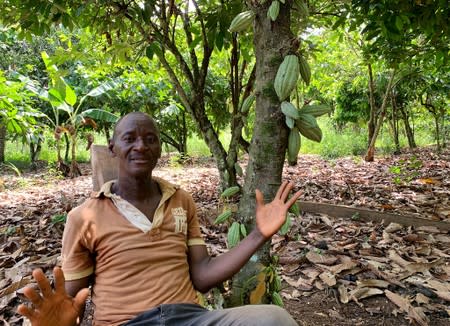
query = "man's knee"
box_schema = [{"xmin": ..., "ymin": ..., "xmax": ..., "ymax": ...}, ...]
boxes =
[{"xmin": 229, "ymin": 304, "xmax": 297, "ymax": 326}]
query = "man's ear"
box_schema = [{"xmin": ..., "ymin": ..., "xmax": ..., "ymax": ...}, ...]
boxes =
[{"xmin": 108, "ymin": 139, "xmax": 116, "ymax": 157}]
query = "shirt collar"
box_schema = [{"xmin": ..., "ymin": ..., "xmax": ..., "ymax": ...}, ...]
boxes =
[{"xmin": 92, "ymin": 176, "xmax": 179, "ymax": 199}]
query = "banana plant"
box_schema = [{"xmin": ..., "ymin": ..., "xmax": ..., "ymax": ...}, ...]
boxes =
[{"xmin": 34, "ymin": 51, "xmax": 118, "ymax": 177}]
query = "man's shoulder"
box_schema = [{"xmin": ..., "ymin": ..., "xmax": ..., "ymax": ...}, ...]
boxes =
[{"xmin": 68, "ymin": 195, "xmax": 111, "ymax": 219}]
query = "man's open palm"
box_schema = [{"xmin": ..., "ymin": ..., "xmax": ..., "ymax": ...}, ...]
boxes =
[
  {"xmin": 17, "ymin": 267, "xmax": 89, "ymax": 326},
  {"xmin": 255, "ymin": 181, "xmax": 301, "ymax": 239}
]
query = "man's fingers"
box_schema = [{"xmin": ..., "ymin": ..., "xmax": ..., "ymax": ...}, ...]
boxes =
[
  {"xmin": 255, "ymin": 189, "xmax": 264, "ymax": 207},
  {"xmin": 32, "ymin": 269, "xmax": 53, "ymax": 298},
  {"xmin": 275, "ymin": 180, "xmax": 288, "ymax": 199},
  {"xmin": 17, "ymin": 304, "xmax": 34, "ymax": 319},
  {"xmin": 287, "ymin": 189, "xmax": 302, "ymax": 207},
  {"xmin": 53, "ymin": 267, "xmax": 66, "ymax": 294},
  {"xmin": 23, "ymin": 286, "xmax": 43, "ymax": 306},
  {"xmin": 73, "ymin": 288, "xmax": 90, "ymax": 311}
]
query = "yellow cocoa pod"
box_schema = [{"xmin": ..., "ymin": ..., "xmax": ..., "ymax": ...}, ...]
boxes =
[
  {"xmin": 274, "ymin": 55, "xmax": 300, "ymax": 101},
  {"xmin": 229, "ymin": 11, "xmax": 255, "ymax": 33}
]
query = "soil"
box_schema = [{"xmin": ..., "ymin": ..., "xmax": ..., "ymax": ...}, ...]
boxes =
[{"xmin": 0, "ymin": 146, "xmax": 449, "ymax": 325}]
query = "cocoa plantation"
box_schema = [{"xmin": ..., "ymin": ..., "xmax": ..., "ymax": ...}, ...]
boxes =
[{"xmin": 0, "ymin": 1, "xmax": 449, "ymax": 325}]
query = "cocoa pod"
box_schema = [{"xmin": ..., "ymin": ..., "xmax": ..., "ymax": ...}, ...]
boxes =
[
  {"xmin": 274, "ymin": 55, "xmax": 300, "ymax": 101},
  {"xmin": 229, "ymin": 11, "xmax": 255, "ymax": 33}
]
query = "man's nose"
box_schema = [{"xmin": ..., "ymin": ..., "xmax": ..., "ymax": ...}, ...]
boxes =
[{"xmin": 133, "ymin": 137, "xmax": 148, "ymax": 150}]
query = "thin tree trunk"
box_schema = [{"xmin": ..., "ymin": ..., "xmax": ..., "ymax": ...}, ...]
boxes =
[
  {"xmin": 399, "ymin": 105, "xmax": 416, "ymax": 148},
  {"xmin": 390, "ymin": 92, "xmax": 400, "ymax": 154},
  {"xmin": 367, "ymin": 63, "xmax": 376, "ymax": 147},
  {"xmin": 365, "ymin": 71, "xmax": 396, "ymax": 162}
]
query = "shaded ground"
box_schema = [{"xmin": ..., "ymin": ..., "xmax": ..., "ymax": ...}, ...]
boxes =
[{"xmin": 0, "ymin": 147, "xmax": 449, "ymax": 325}]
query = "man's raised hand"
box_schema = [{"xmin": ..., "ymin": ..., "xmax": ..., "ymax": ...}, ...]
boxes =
[
  {"xmin": 255, "ymin": 181, "xmax": 301, "ymax": 239},
  {"xmin": 17, "ymin": 267, "xmax": 89, "ymax": 326}
]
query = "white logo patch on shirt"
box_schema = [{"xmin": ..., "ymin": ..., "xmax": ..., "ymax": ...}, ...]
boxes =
[{"xmin": 172, "ymin": 207, "xmax": 187, "ymax": 234}]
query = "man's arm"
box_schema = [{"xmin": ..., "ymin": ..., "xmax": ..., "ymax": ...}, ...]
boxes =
[{"xmin": 188, "ymin": 181, "xmax": 301, "ymax": 293}]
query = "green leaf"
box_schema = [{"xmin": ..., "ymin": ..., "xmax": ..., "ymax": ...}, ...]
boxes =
[
  {"xmin": 279, "ymin": 215, "xmax": 291, "ymax": 235},
  {"xmin": 81, "ymin": 109, "xmax": 119, "ymax": 123},
  {"xmin": 85, "ymin": 82, "xmax": 114, "ymax": 98}
]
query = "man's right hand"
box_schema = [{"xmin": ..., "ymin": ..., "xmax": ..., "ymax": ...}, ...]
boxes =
[{"xmin": 17, "ymin": 267, "xmax": 89, "ymax": 326}]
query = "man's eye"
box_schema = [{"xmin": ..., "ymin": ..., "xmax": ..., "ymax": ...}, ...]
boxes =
[
  {"xmin": 124, "ymin": 137, "xmax": 134, "ymax": 142},
  {"xmin": 147, "ymin": 136, "xmax": 156, "ymax": 143}
]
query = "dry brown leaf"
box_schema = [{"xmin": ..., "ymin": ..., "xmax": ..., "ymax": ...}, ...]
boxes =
[
  {"xmin": 356, "ymin": 279, "xmax": 390, "ymax": 288},
  {"xmin": 384, "ymin": 222, "xmax": 403, "ymax": 233},
  {"xmin": 414, "ymin": 293, "xmax": 430, "ymax": 305},
  {"xmin": 305, "ymin": 251, "xmax": 338, "ymax": 265},
  {"xmin": 384, "ymin": 290, "xmax": 429, "ymax": 326},
  {"xmin": 349, "ymin": 287, "xmax": 383, "ymax": 301},
  {"xmin": 319, "ymin": 271, "xmax": 336, "ymax": 287},
  {"xmin": 329, "ymin": 260, "xmax": 357, "ymax": 275},
  {"xmin": 337, "ymin": 284, "xmax": 349, "ymax": 304}
]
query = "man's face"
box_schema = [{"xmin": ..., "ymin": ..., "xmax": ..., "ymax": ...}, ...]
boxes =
[{"xmin": 110, "ymin": 113, "xmax": 161, "ymax": 177}]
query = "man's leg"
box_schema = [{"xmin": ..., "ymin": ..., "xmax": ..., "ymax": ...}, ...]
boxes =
[
  {"xmin": 197, "ymin": 305, "xmax": 298, "ymax": 326},
  {"xmin": 125, "ymin": 303, "xmax": 298, "ymax": 326}
]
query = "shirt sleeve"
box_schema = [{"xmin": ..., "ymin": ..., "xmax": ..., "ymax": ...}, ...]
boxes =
[
  {"xmin": 61, "ymin": 207, "xmax": 95, "ymax": 281},
  {"xmin": 185, "ymin": 193, "xmax": 206, "ymax": 247}
]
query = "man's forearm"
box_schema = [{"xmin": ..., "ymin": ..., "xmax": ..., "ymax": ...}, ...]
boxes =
[{"xmin": 190, "ymin": 229, "xmax": 268, "ymax": 292}]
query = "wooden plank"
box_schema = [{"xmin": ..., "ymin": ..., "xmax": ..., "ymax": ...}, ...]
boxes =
[
  {"xmin": 90, "ymin": 145, "xmax": 118, "ymax": 191},
  {"xmin": 297, "ymin": 201, "xmax": 450, "ymax": 232}
]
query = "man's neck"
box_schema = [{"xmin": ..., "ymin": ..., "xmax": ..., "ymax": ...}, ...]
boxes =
[{"xmin": 113, "ymin": 174, "xmax": 159, "ymax": 202}]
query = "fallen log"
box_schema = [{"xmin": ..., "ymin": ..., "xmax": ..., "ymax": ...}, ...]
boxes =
[{"xmin": 297, "ymin": 201, "xmax": 450, "ymax": 232}]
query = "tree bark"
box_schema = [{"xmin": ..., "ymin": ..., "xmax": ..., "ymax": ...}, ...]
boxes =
[
  {"xmin": 367, "ymin": 63, "xmax": 376, "ymax": 147},
  {"xmin": 365, "ymin": 71, "xmax": 396, "ymax": 162},
  {"xmin": 230, "ymin": 2, "xmax": 297, "ymax": 306},
  {"xmin": 399, "ymin": 105, "xmax": 416, "ymax": 148}
]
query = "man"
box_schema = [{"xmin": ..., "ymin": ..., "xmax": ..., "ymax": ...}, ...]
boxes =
[{"xmin": 18, "ymin": 112, "xmax": 301, "ymax": 325}]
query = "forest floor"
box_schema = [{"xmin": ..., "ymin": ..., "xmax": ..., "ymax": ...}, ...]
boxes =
[{"xmin": 0, "ymin": 146, "xmax": 449, "ymax": 325}]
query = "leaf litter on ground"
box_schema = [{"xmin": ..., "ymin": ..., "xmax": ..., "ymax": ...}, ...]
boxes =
[{"xmin": 0, "ymin": 146, "xmax": 449, "ymax": 325}]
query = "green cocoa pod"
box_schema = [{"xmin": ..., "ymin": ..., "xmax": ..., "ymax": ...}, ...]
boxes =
[
  {"xmin": 221, "ymin": 186, "xmax": 240, "ymax": 198},
  {"xmin": 227, "ymin": 222, "xmax": 241, "ymax": 248},
  {"xmin": 274, "ymin": 55, "xmax": 300, "ymax": 101},
  {"xmin": 272, "ymin": 291, "xmax": 284, "ymax": 306},
  {"xmin": 300, "ymin": 104, "xmax": 331, "ymax": 117},
  {"xmin": 285, "ymin": 115, "xmax": 295, "ymax": 129},
  {"xmin": 214, "ymin": 210, "xmax": 232, "ymax": 224},
  {"xmin": 294, "ymin": 0, "xmax": 309, "ymax": 17},
  {"xmin": 281, "ymin": 101, "xmax": 300, "ymax": 119},
  {"xmin": 229, "ymin": 11, "xmax": 255, "ymax": 33},
  {"xmin": 288, "ymin": 127, "xmax": 301, "ymax": 164},
  {"xmin": 267, "ymin": 1, "xmax": 280, "ymax": 21},
  {"xmin": 241, "ymin": 94, "xmax": 255, "ymax": 114},
  {"xmin": 298, "ymin": 55, "xmax": 311, "ymax": 86},
  {"xmin": 296, "ymin": 114, "xmax": 322, "ymax": 142}
]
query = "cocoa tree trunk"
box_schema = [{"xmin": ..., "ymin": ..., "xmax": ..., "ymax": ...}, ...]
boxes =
[
  {"xmin": 230, "ymin": 2, "xmax": 297, "ymax": 306},
  {"xmin": 367, "ymin": 63, "xmax": 376, "ymax": 147},
  {"xmin": 365, "ymin": 71, "xmax": 396, "ymax": 162},
  {"xmin": 399, "ymin": 105, "xmax": 416, "ymax": 148}
]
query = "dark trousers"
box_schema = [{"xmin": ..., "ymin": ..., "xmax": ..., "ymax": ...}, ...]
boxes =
[{"xmin": 123, "ymin": 303, "xmax": 298, "ymax": 326}]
